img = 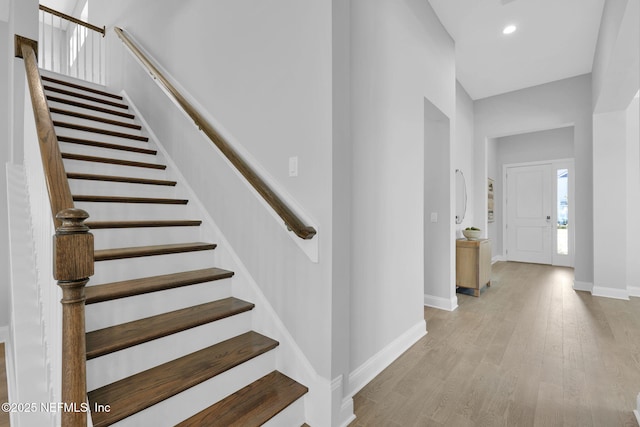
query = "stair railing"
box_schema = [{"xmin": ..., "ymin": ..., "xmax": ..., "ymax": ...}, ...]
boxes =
[
  {"xmin": 39, "ymin": 4, "xmax": 106, "ymax": 84},
  {"xmin": 114, "ymin": 27, "xmax": 317, "ymax": 240},
  {"xmin": 16, "ymin": 35, "xmax": 93, "ymax": 427}
]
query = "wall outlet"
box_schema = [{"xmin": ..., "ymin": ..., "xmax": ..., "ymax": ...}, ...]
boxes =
[
  {"xmin": 289, "ymin": 156, "xmax": 298, "ymax": 177},
  {"xmin": 430, "ymin": 212, "xmax": 438, "ymax": 223}
]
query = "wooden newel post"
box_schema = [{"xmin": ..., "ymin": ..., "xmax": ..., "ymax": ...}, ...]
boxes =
[{"xmin": 54, "ymin": 208, "xmax": 94, "ymax": 427}]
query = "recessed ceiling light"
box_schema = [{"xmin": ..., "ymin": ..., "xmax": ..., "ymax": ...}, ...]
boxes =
[{"xmin": 503, "ymin": 25, "xmax": 517, "ymax": 35}]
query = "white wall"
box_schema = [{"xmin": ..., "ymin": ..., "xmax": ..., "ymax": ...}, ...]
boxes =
[
  {"xmin": 627, "ymin": 95, "xmax": 640, "ymax": 295},
  {"xmin": 0, "ymin": 20, "xmax": 10, "ymax": 328},
  {"xmin": 92, "ymin": 0, "xmax": 335, "ymax": 379},
  {"xmin": 3, "ymin": 0, "xmax": 39, "ymax": 330},
  {"xmin": 591, "ymin": 0, "xmax": 638, "ymax": 298},
  {"xmin": 454, "ymin": 82, "xmax": 475, "ymax": 235},
  {"xmin": 330, "ymin": 0, "xmax": 353, "ymax": 421},
  {"xmin": 424, "ymin": 100, "xmax": 454, "ymax": 306},
  {"xmin": 349, "ymin": 0, "xmax": 454, "ymax": 382},
  {"xmin": 474, "ymin": 74, "xmax": 593, "ymax": 284},
  {"xmin": 592, "ymin": 0, "xmax": 638, "ymax": 113},
  {"xmin": 593, "ymin": 110, "xmax": 628, "ymax": 297},
  {"xmin": 493, "ymin": 126, "xmax": 575, "ymax": 257}
]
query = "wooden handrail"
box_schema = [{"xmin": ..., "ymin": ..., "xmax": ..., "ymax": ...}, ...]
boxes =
[
  {"xmin": 17, "ymin": 36, "xmax": 75, "ymax": 228},
  {"xmin": 17, "ymin": 35, "xmax": 93, "ymax": 426},
  {"xmin": 39, "ymin": 4, "xmax": 105, "ymax": 36},
  {"xmin": 114, "ymin": 27, "xmax": 317, "ymax": 240}
]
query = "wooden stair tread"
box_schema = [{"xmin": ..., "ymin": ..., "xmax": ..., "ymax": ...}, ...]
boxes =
[
  {"xmin": 47, "ymin": 96, "xmax": 135, "ymax": 119},
  {"xmin": 86, "ymin": 220, "xmax": 202, "ymax": 229},
  {"xmin": 94, "ymin": 242, "xmax": 216, "ymax": 261},
  {"xmin": 58, "ymin": 136, "xmax": 156, "ymax": 155},
  {"xmin": 73, "ymin": 195, "xmax": 188, "ymax": 204},
  {"xmin": 50, "ymin": 108, "xmax": 141, "ymax": 130},
  {"xmin": 85, "ymin": 268, "xmax": 234, "ymax": 304},
  {"xmin": 88, "ymin": 331, "xmax": 279, "ymax": 427},
  {"xmin": 66, "ymin": 173, "xmax": 177, "ymax": 186},
  {"xmin": 53, "ymin": 121, "xmax": 149, "ymax": 141},
  {"xmin": 41, "ymin": 75, "xmax": 123, "ymax": 100},
  {"xmin": 176, "ymin": 371, "xmax": 308, "ymax": 427},
  {"xmin": 62, "ymin": 152, "xmax": 166, "ymax": 169},
  {"xmin": 44, "ymin": 85, "xmax": 129, "ymax": 109},
  {"xmin": 86, "ymin": 298, "xmax": 255, "ymax": 359}
]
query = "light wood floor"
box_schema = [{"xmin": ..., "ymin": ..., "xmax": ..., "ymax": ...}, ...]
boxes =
[
  {"xmin": 351, "ymin": 262, "xmax": 640, "ymax": 426},
  {"xmin": 0, "ymin": 343, "xmax": 9, "ymax": 427}
]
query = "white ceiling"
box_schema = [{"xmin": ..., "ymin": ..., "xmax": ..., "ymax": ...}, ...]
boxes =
[{"xmin": 428, "ymin": 0, "xmax": 606, "ymax": 100}]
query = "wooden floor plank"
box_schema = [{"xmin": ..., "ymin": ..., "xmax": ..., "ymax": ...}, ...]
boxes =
[{"xmin": 350, "ymin": 262, "xmax": 640, "ymax": 427}]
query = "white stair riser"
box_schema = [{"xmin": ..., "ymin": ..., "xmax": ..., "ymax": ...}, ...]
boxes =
[
  {"xmin": 39, "ymin": 72, "xmax": 120, "ymax": 101},
  {"xmin": 44, "ymin": 87, "xmax": 125, "ymax": 106},
  {"xmin": 91, "ymin": 226, "xmax": 203, "ymax": 250},
  {"xmin": 55, "ymin": 128, "xmax": 149, "ymax": 148},
  {"xmin": 50, "ymin": 112, "xmax": 143, "ymax": 135},
  {"xmin": 43, "ymin": 91, "xmax": 130, "ymax": 113},
  {"xmin": 92, "ymin": 250, "xmax": 218, "ymax": 284},
  {"xmin": 262, "ymin": 396, "xmax": 306, "ymax": 427},
  {"xmin": 87, "ymin": 311, "xmax": 252, "ymax": 390},
  {"xmin": 108, "ymin": 351, "xmax": 277, "ymax": 427},
  {"xmin": 63, "ymin": 159, "xmax": 170, "ymax": 180},
  {"xmin": 59, "ymin": 142, "xmax": 160, "ymax": 165},
  {"xmin": 75, "ymin": 201, "xmax": 197, "ymax": 222},
  {"xmin": 69, "ymin": 179, "xmax": 178, "ymax": 199},
  {"xmin": 85, "ymin": 278, "xmax": 233, "ymax": 331},
  {"xmin": 47, "ymin": 99, "xmax": 134, "ymax": 122}
]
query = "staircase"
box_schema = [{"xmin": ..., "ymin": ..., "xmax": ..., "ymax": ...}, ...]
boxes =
[{"xmin": 41, "ymin": 71, "xmax": 308, "ymax": 426}]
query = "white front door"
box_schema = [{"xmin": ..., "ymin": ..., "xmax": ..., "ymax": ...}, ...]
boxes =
[{"xmin": 506, "ymin": 163, "xmax": 553, "ymax": 264}]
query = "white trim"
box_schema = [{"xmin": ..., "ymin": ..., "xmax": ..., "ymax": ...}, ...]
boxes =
[
  {"xmin": 592, "ymin": 286, "xmax": 630, "ymax": 300},
  {"xmin": 424, "ymin": 294, "xmax": 458, "ymax": 311},
  {"xmin": 347, "ymin": 321, "xmax": 426, "ymax": 399},
  {"xmin": 573, "ymin": 281, "xmax": 593, "ymax": 292},
  {"xmin": 634, "ymin": 409, "xmax": 639, "ymax": 426},
  {"xmin": 329, "ymin": 375, "xmax": 356, "ymax": 427},
  {"xmin": 629, "ymin": 286, "xmax": 640, "ymax": 298},
  {"xmin": 339, "ymin": 397, "xmax": 356, "ymax": 427},
  {"xmin": 492, "ymin": 255, "xmax": 506, "ymax": 264},
  {"xmin": 117, "ymin": 32, "xmax": 319, "ymax": 262},
  {"xmin": 0, "ymin": 327, "xmax": 8, "ymax": 343}
]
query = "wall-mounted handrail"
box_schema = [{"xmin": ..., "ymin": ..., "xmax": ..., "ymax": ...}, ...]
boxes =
[
  {"xmin": 114, "ymin": 27, "xmax": 317, "ymax": 240},
  {"xmin": 17, "ymin": 35, "xmax": 92, "ymax": 427},
  {"xmin": 39, "ymin": 4, "xmax": 105, "ymax": 36}
]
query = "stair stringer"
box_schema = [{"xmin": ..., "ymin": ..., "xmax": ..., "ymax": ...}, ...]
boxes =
[
  {"xmin": 5, "ymin": 164, "xmax": 56, "ymax": 427},
  {"xmin": 122, "ymin": 91, "xmax": 336, "ymax": 426}
]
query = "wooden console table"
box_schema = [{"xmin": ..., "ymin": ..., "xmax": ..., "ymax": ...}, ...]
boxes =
[{"xmin": 456, "ymin": 238, "xmax": 491, "ymax": 297}]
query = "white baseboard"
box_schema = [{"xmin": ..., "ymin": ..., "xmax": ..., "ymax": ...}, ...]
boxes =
[
  {"xmin": 492, "ymin": 255, "xmax": 506, "ymax": 264},
  {"xmin": 339, "ymin": 397, "xmax": 356, "ymax": 427},
  {"xmin": 424, "ymin": 294, "xmax": 458, "ymax": 311},
  {"xmin": 347, "ymin": 320, "xmax": 426, "ymax": 399},
  {"xmin": 592, "ymin": 286, "xmax": 630, "ymax": 300},
  {"xmin": 573, "ymin": 281, "xmax": 593, "ymax": 292},
  {"xmin": 329, "ymin": 375, "xmax": 356, "ymax": 427},
  {"xmin": 0, "ymin": 326, "xmax": 8, "ymax": 343},
  {"xmin": 628, "ymin": 286, "xmax": 640, "ymax": 298}
]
